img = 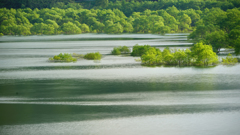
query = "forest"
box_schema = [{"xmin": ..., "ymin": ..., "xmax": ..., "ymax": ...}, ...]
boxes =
[{"xmin": 0, "ymin": 0, "xmax": 240, "ymax": 54}]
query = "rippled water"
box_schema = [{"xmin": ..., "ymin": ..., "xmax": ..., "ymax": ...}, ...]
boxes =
[{"xmin": 0, "ymin": 34, "xmax": 240, "ymax": 135}]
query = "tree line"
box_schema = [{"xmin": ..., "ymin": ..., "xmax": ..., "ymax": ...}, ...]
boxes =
[
  {"xmin": 188, "ymin": 7, "xmax": 240, "ymax": 55},
  {"xmin": 0, "ymin": 5, "xmax": 203, "ymax": 35},
  {"xmin": 0, "ymin": 0, "xmax": 240, "ymax": 54},
  {"xmin": 1, "ymin": 0, "xmax": 240, "ymax": 16}
]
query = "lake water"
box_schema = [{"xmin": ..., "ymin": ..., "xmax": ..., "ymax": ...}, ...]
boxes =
[{"xmin": 0, "ymin": 34, "xmax": 240, "ymax": 135}]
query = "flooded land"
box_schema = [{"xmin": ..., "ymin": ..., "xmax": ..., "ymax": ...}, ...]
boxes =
[{"xmin": 0, "ymin": 34, "xmax": 240, "ymax": 135}]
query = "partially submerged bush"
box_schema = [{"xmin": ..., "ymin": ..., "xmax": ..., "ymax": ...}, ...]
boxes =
[
  {"xmin": 111, "ymin": 47, "xmax": 121, "ymax": 55},
  {"xmin": 72, "ymin": 53, "xmax": 84, "ymax": 59},
  {"xmin": 49, "ymin": 53, "xmax": 77, "ymax": 62},
  {"xmin": 222, "ymin": 53, "xmax": 238, "ymax": 65},
  {"xmin": 141, "ymin": 42, "xmax": 219, "ymax": 66},
  {"xmin": 111, "ymin": 46, "xmax": 131, "ymax": 55},
  {"xmin": 131, "ymin": 44, "xmax": 151, "ymax": 56},
  {"xmin": 84, "ymin": 52, "xmax": 102, "ymax": 60}
]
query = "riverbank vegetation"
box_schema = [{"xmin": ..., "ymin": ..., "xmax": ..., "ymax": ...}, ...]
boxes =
[
  {"xmin": 1, "ymin": 0, "xmax": 239, "ymax": 36},
  {"xmin": 188, "ymin": 7, "xmax": 240, "ymax": 55}
]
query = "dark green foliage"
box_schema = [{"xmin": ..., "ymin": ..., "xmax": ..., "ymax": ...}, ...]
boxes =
[
  {"xmin": 188, "ymin": 8, "xmax": 240, "ymax": 55},
  {"xmin": 84, "ymin": 52, "xmax": 102, "ymax": 60},
  {"xmin": 0, "ymin": 0, "xmax": 74, "ymax": 9},
  {"xmin": 49, "ymin": 53, "xmax": 77, "ymax": 62},
  {"xmin": 131, "ymin": 44, "xmax": 151, "ymax": 56},
  {"xmin": 111, "ymin": 46, "xmax": 130, "ymax": 55}
]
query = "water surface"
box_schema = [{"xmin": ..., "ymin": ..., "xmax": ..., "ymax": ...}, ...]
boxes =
[{"xmin": 0, "ymin": 34, "xmax": 240, "ymax": 135}]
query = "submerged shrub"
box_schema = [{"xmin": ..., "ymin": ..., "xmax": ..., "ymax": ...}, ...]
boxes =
[
  {"xmin": 72, "ymin": 53, "xmax": 84, "ymax": 58},
  {"xmin": 49, "ymin": 53, "xmax": 77, "ymax": 62},
  {"xmin": 111, "ymin": 46, "xmax": 130, "ymax": 55},
  {"xmin": 111, "ymin": 47, "xmax": 121, "ymax": 55},
  {"xmin": 141, "ymin": 47, "xmax": 163, "ymax": 65},
  {"xmin": 141, "ymin": 42, "xmax": 219, "ymax": 66},
  {"xmin": 84, "ymin": 52, "xmax": 102, "ymax": 60},
  {"xmin": 222, "ymin": 53, "xmax": 238, "ymax": 65},
  {"xmin": 131, "ymin": 44, "xmax": 151, "ymax": 56},
  {"xmin": 191, "ymin": 42, "xmax": 218, "ymax": 66}
]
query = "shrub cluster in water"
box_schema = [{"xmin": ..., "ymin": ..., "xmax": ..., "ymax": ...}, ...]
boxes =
[
  {"xmin": 111, "ymin": 46, "xmax": 131, "ymax": 55},
  {"xmin": 84, "ymin": 52, "xmax": 102, "ymax": 60},
  {"xmin": 135, "ymin": 42, "xmax": 220, "ymax": 66},
  {"xmin": 49, "ymin": 52, "xmax": 102, "ymax": 62},
  {"xmin": 131, "ymin": 44, "xmax": 151, "ymax": 56},
  {"xmin": 49, "ymin": 53, "xmax": 77, "ymax": 62},
  {"xmin": 222, "ymin": 54, "xmax": 238, "ymax": 65}
]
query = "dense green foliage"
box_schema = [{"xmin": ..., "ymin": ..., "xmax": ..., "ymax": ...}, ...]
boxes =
[
  {"xmin": 0, "ymin": 7, "xmax": 192, "ymax": 35},
  {"xmin": 188, "ymin": 7, "xmax": 240, "ymax": 54},
  {"xmin": 105, "ymin": 0, "xmax": 240, "ymax": 17},
  {"xmin": 1, "ymin": 0, "xmax": 240, "ymax": 55},
  {"xmin": 0, "ymin": 0, "xmax": 75, "ymax": 9},
  {"xmin": 141, "ymin": 42, "xmax": 219, "ymax": 66},
  {"xmin": 84, "ymin": 52, "xmax": 102, "ymax": 60},
  {"xmin": 3, "ymin": 0, "xmax": 239, "ymax": 12},
  {"xmin": 131, "ymin": 44, "xmax": 151, "ymax": 56},
  {"xmin": 1, "ymin": 1, "xmax": 240, "ymax": 36},
  {"xmin": 49, "ymin": 53, "xmax": 77, "ymax": 62},
  {"xmin": 222, "ymin": 53, "xmax": 238, "ymax": 65},
  {"xmin": 111, "ymin": 46, "xmax": 130, "ymax": 55}
]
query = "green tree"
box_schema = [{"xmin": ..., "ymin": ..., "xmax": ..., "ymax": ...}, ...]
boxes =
[
  {"xmin": 45, "ymin": 19, "xmax": 59, "ymax": 34},
  {"xmin": 141, "ymin": 47, "xmax": 158, "ymax": 65},
  {"xmin": 162, "ymin": 47, "xmax": 174, "ymax": 64},
  {"xmin": 174, "ymin": 49, "xmax": 187, "ymax": 65},
  {"xmin": 178, "ymin": 13, "xmax": 192, "ymax": 32},
  {"xmin": 131, "ymin": 44, "xmax": 151, "ymax": 56},
  {"xmin": 80, "ymin": 23, "xmax": 90, "ymax": 33},
  {"xmin": 166, "ymin": 6, "xmax": 179, "ymax": 18},
  {"xmin": 191, "ymin": 42, "xmax": 218, "ymax": 66},
  {"xmin": 95, "ymin": 0, "xmax": 109, "ymax": 8},
  {"xmin": 62, "ymin": 21, "xmax": 81, "ymax": 34},
  {"xmin": 205, "ymin": 30, "xmax": 227, "ymax": 53}
]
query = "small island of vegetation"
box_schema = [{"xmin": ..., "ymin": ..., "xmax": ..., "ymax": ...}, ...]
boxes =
[
  {"xmin": 84, "ymin": 52, "xmax": 102, "ymax": 60},
  {"xmin": 49, "ymin": 52, "xmax": 102, "ymax": 62},
  {"xmin": 130, "ymin": 43, "xmax": 238, "ymax": 66},
  {"xmin": 49, "ymin": 53, "xmax": 77, "ymax": 62}
]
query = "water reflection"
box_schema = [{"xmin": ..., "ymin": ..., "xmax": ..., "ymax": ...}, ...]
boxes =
[{"xmin": 0, "ymin": 34, "xmax": 240, "ymax": 135}]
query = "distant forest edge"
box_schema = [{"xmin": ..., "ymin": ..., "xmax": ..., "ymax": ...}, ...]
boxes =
[
  {"xmin": 1, "ymin": 0, "xmax": 240, "ymax": 13},
  {"xmin": 0, "ymin": 0, "xmax": 240, "ymax": 54}
]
